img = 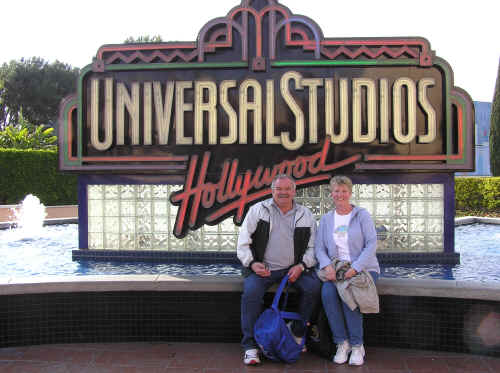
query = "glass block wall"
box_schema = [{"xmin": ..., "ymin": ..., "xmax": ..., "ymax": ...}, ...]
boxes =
[{"xmin": 87, "ymin": 183, "xmax": 444, "ymax": 253}]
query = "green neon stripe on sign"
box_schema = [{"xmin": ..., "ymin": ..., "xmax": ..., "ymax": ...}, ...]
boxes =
[
  {"xmin": 272, "ymin": 59, "xmax": 417, "ymax": 67},
  {"xmin": 105, "ymin": 62, "xmax": 248, "ymax": 71}
]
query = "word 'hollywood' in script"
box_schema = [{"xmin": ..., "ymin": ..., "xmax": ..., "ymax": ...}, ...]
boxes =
[{"xmin": 170, "ymin": 137, "xmax": 361, "ymax": 238}]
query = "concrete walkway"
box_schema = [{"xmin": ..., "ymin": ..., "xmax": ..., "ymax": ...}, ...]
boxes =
[
  {"xmin": 1, "ymin": 342, "xmax": 499, "ymax": 372},
  {"xmin": 0, "ymin": 205, "xmax": 77, "ymax": 223}
]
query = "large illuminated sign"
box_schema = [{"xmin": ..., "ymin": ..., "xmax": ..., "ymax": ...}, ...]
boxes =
[{"xmin": 59, "ymin": 0, "xmax": 474, "ymax": 237}]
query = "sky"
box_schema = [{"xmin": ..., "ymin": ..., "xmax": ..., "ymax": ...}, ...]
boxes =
[{"xmin": 1, "ymin": 0, "xmax": 499, "ymax": 102}]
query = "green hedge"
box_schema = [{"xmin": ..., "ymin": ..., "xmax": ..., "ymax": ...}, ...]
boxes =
[
  {"xmin": 455, "ymin": 176, "xmax": 500, "ymax": 210},
  {"xmin": 0, "ymin": 148, "xmax": 77, "ymax": 205}
]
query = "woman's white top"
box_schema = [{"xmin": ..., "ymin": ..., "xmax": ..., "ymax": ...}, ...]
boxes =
[{"xmin": 333, "ymin": 210, "xmax": 352, "ymax": 262}]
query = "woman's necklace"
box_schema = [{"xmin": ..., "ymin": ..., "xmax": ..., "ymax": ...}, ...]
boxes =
[{"xmin": 336, "ymin": 205, "xmax": 352, "ymax": 215}]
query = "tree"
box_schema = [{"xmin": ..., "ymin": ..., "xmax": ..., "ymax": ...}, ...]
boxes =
[
  {"xmin": 490, "ymin": 59, "xmax": 500, "ymax": 176},
  {"xmin": 124, "ymin": 35, "xmax": 163, "ymax": 43},
  {"xmin": 0, "ymin": 57, "xmax": 79, "ymax": 129},
  {"xmin": 0, "ymin": 110, "xmax": 57, "ymax": 150}
]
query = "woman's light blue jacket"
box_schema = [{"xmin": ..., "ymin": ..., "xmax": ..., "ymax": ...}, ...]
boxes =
[{"xmin": 315, "ymin": 205, "xmax": 380, "ymax": 274}]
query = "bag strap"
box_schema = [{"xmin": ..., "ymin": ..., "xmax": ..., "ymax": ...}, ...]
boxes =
[
  {"xmin": 271, "ymin": 274, "xmax": 290, "ymax": 310},
  {"xmin": 272, "ymin": 275, "xmax": 307, "ymax": 349}
]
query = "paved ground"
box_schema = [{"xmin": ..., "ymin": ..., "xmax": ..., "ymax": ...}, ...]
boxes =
[{"xmin": 0, "ymin": 342, "xmax": 499, "ymax": 373}]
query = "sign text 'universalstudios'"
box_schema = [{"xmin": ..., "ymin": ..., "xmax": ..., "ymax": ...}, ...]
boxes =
[{"xmin": 89, "ymin": 71, "xmax": 437, "ymax": 152}]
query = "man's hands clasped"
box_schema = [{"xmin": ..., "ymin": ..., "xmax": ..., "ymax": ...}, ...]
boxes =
[{"xmin": 251, "ymin": 262, "xmax": 305, "ymax": 282}]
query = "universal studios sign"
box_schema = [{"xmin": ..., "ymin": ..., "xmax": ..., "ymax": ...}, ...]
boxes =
[{"xmin": 59, "ymin": 0, "xmax": 474, "ymax": 238}]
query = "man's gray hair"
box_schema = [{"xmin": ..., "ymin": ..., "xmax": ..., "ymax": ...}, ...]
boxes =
[{"xmin": 271, "ymin": 174, "xmax": 296, "ymax": 190}]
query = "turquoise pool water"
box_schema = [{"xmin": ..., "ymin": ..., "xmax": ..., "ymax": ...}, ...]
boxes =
[{"xmin": 1, "ymin": 223, "xmax": 499, "ymax": 282}]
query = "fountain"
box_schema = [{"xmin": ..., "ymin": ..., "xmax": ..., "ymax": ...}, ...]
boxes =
[{"xmin": 9, "ymin": 194, "xmax": 47, "ymax": 238}]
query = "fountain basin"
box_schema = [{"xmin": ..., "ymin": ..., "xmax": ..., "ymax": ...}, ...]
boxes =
[
  {"xmin": 1, "ymin": 210, "xmax": 499, "ymax": 356},
  {"xmin": 1, "ymin": 274, "xmax": 499, "ymax": 356}
]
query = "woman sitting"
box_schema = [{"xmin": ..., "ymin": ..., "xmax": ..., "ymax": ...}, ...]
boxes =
[{"xmin": 315, "ymin": 175, "xmax": 380, "ymax": 366}]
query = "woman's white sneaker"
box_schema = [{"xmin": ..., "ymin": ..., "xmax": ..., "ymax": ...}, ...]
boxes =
[
  {"xmin": 349, "ymin": 344, "xmax": 365, "ymax": 365},
  {"xmin": 243, "ymin": 348, "xmax": 261, "ymax": 365},
  {"xmin": 333, "ymin": 340, "xmax": 351, "ymax": 364}
]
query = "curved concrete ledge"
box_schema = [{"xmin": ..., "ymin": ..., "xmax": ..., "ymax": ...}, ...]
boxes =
[
  {"xmin": 1, "ymin": 275, "xmax": 499, "ymax": 301},
  {"xmin": 455, "ymin": 216, "xmax": 500, "ymax": 225},
  {"xmin": 0, "ymin": 217, "xmax": 78, "ymax": 229}
]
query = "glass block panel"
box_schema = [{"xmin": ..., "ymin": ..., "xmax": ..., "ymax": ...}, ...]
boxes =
[
  {"xmin": 169, "ymin": 234, "xmax": 186, "ymax": 251},
  {"xmin": 137, "ymin": 234, "xmax": 152, "ymax": 250},
  {"xmin": 121, "ymin": 201, "xmax": 136, "ymax": 216},
  {"xmin": 321, "ymin": 184, "xmax": 331, "ymax": 199},
  {"xmin": 410, "ymin": 184, "xmax": 425, "ymax": 198},
  {"xmin": 392, "ymin": 184, "xmax": 408, "ymax": 199},
  {"xmin": 321, "ymin": 199, "xmax": 334, "ymax": 214},
  {"xmin": 104, "ymin": 233, "xmax": 120, "ymax": 250},
  {"xmin": 305, "ymin": 185, "xmax": 320, "ymax": 197},
  {"xmin": 137, "ymin": 202, "xmax": 152, "ymax": 216},
  {"xmin": 187, "ymin": 231, "xmax": 203, "ymax": 250},
  {"xmin": 169, "ymin": 184, "xmax": 183, "ymax": 192},
  {"xmin": 152, "ymin": 234, "xmax": 169, "ymax": 250},
  {"xmin": 375, "ymin": 201, "xmax": 392, "ymax": 216},
  {"xmin": 88, "ymin": 185, "xmax": 103, "ymax": 200},
  {"xmin": 88, "ymin": 200, "xmax": 103, "ymax": 217},
  {"xmin": 121, "ymin": 217, "xmax": 135, "ymax": 234},
  {"xmin": 410, "ymin": 235, "xmax": 426, "ymax": 251},
  {"xmin": 358, "ymin": 201, "xmax": 373, "ymax": 215},
  {"xmin": 204, "ymin": 234, "xmax": 220, "ymax": 250},
  {"xmin": 393, "ymin": 234, "xmax": 409, "ymax": 251},
  {"xmin": 87, "ymin": 182, "xmax": 445, "ymax": 254},
  {"xmin": 409, "ymin": 201, "xmax": 425, "ymax": 216},
  {"xmin": 104, "ymin": 185, "xmax": 119, "ymax": 199},
  {"xmin": 153, "ymin": 217, "xmax": 169, "ymax": 233},
  {"xmin": 428, "ymin": 218, "xmax": 443, "ymax": 233},
  {"xmin": 204, "ymin": 224, "xmax": 219, "ymax": 233},
  {"xmin": 137, "ymin": 185, "xmax": 152, "ymax": 199},
  {"xmin": 104, "ymin": 200, "xmax": 119, "ymax": 216},
  {"xmin": 410, "ymin": 218, "xmax": 426, "ymax": 233},
  {"xmin": 393, "ymin": 201, "xmax": 408, "ymax": 216},
  {"xmin": 120, "ymin": 185, "xmax": 135, "ymax": 199},
  {"xmin": 295, "ymin": 187, "xmax": 305, "ymax": 198},
  {"xmin": 426, "ymin": 235, "xmax": 443, "ymax": 251},
  {"xmin": 220, "ymin": 234, "xmax": 237, "ymax": 251},
  {"xmin": 120, "ymin": 234, "xmax": 136, "ymax": 250},
  {"xmin": 88, "ymin": 233, "xmax": 103, "ymax": 249},
  {"xmin": 358, "ymin": 184, "xmax": 374, "ymax": 199},
  {"xmin": 428, "ymin": 200, "xmax": 443, "ymax": 216},
  {"xmin": 169, "ymin": 204, "xmax": 179, "ymax": 217},
  {"xmin": 302, "ymin": 199, "xmax": 321, "ymax": 216},
  {"xmin": 376, "ymin": 236, "xmax": 392, "ymax": 252},
  {"xmin": 136, "ymin": 216, "xmax": 152, "ymax": 233},
  {"xmin": 374, "ymin": 218, "xmax": 391, "ymax": 236},
  {"xmin": 153, "ymin": 201, "xmax": 168, "ymax": 216},
  {"xmin": 428, "ymin": 184, "xmax": 444, "ymax": 197},
  {"xmin": 375, "ymin": 185, "xmax": 391, "ymax": 199},
  {"xmin": 88, "ymin": 217, "xmax": 104, "ymax": 233},
  {"xmin": 104, "ymin": 217, "xmax": 120, "ymax": 233},
  {"xmin": 152, "ymin": 185, "xmax": 169, "ymax": 199},
  {"xmin": 392, "ymin": 218, "xmax": 408, "ymax": 233}
]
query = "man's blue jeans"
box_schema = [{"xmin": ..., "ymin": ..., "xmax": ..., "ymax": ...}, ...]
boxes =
[
  {"xmin": 321, "ymin": 271, "xmax": 379, "ymax": 346},
  {"xmin": 241, "ymin": 269, "xmax": 321, "ymax": 351}
]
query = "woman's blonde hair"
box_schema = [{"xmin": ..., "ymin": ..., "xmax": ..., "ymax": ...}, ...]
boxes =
[{"xmin": 329, "ymin": 175, "xmax": 353, "ymax": 192}]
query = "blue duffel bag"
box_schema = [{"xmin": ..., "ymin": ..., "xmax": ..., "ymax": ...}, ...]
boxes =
[{"xmin": 254, "ymin": 274, "xmax": 306, "ymax": 363}]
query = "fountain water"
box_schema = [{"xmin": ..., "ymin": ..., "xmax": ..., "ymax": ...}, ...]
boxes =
[{"xmin": 10, "ymin": 194, "xmax": 47, "ymax": 237}]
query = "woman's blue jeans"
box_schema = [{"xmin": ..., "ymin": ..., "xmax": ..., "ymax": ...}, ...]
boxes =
[
  {"xmin": 241, "ymin": 269, "xmax": 321, "ymax": 351},
  {"xmin": 321, "ymin": 271, "xmax": 379, "ymax": 346}
]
